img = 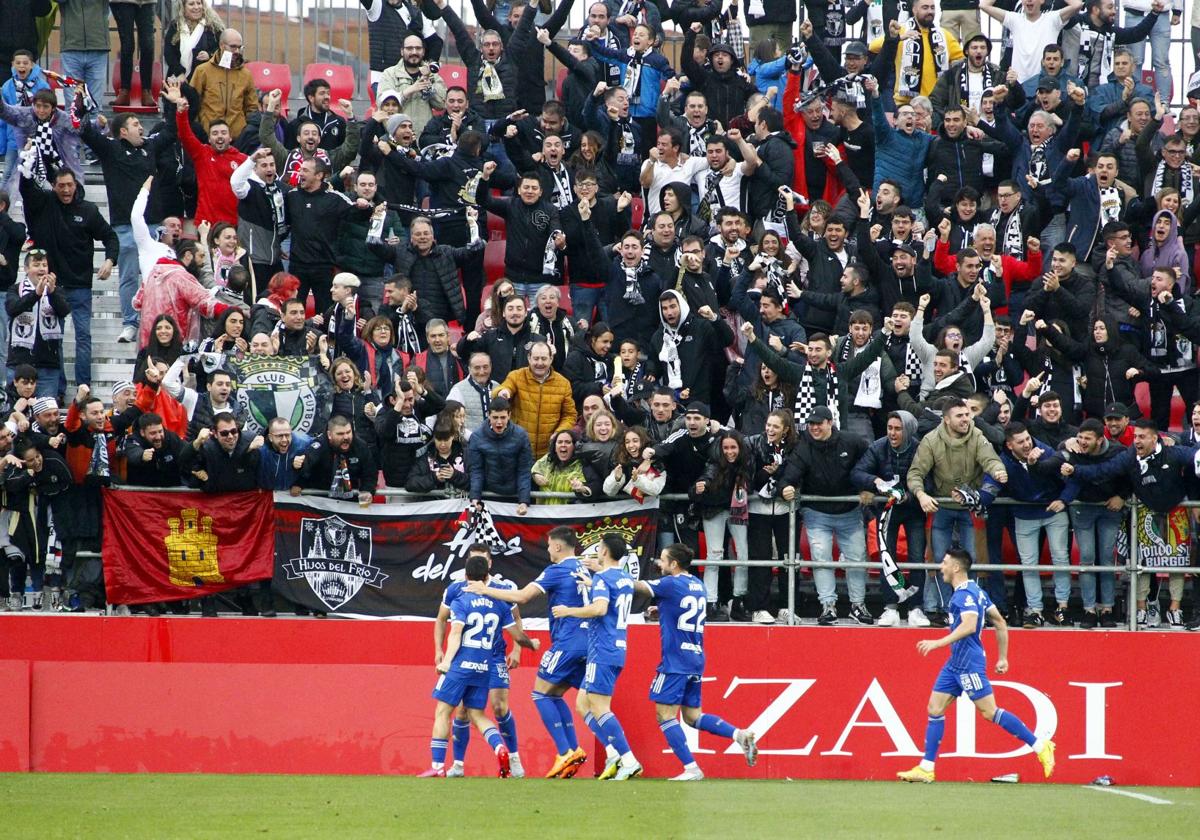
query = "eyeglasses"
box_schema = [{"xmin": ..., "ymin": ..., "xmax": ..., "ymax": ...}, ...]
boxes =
[
  {"xmin": 216, "ymin": 429, "xmax": 239, "ymax": 438},
  {"xmin": 1164, "ymin": 148, "xmax": 1187, "ymax": 155}
]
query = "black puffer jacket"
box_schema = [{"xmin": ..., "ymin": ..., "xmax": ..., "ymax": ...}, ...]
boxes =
[
  {"xmin": 562, "ymin": 338, "xmax": 614, "ymax": 408},
  {"xmin": 373, "ymin": 239, "xmax": 481, "ymax": 324}
]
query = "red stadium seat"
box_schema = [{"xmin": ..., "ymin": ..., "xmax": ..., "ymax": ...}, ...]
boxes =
[
  {"xmin": 438, "ymin": 63, "xmax": 468, "ymax": 90},
  {"xmin": 486, "ymin": 212, "xmax": 506, "ymax": 241},
  {"xmin": 484, "ymin": 239, "xmax": 506, "ymax": 284},
  {"xmin": 559, "ymin": 285, "xmax": 573, "ymax": 315},
  {"xmin": 111, "ymin": 59, "xmax": 163, "ymax": 112},
  {"xmin": 303, "ymin": 63, "xmax": 355, "ymax": 114},
  {"xmin": 246, "ymin": 61, "xmax": 292, "ymax": 114}
]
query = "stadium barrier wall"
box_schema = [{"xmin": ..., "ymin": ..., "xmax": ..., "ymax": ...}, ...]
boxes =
[{"xmin": 0, "ymin": 616, "xmax": 1195, "ymax": 784}]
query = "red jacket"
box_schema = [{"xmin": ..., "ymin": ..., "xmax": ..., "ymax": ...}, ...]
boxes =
[
  {"xmin": 932, "ymin": 238, "xmax": 1043, "ymax": 314},
  {"xmin": 177, "ymin": 109, "xmax": 247, "ymax": 226},
  {"xmin": 133, "ymin": 259, "xmax": 231, "ymax": 346},
  {"xmin": 783, "ymin": 70, "xmax": 844, "ymax": 208},
  {"xmin": 64, "ymin": 403, "xmax": 118, "ymax": 485}
]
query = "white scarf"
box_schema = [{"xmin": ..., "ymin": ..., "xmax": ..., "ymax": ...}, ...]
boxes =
[
  {"xmin": 10, "ymin": 276, "xmax": 62, "ymax": 352},
  {"xmin": 623, "ymin": 49, "xmax": 645, "ymax": 105},
  {"xmin": 658, "ymin": 291, "xmax": 689, "ymax": 389},
  {"xmin": 178, "ymin": 20, "xmax": 207, "ymax": 78},
  {"xmin": 1098, "ymin": 183, "xmax": 1122, "ymax": 225},
  {"xmin": 794, "ymin": 362, "xmax": 840, "ymax": 429},
  {"xmin": 543, "ymin": 228, "xmax": 564, "ymax": 279},
  {"xmin": 480, "ymin": 61, "xmax": 504, "ymax": 102},
  {"xmin": 990, "ymin": 205, "xmax": 1026, "ymax": 258},
  {"xmin": 841, "ymin": 337, "xmax": 883, "ymax": 409},
  {"xmin": 548, "ymin": 164, "xmax": 572, "ymax": 209}
]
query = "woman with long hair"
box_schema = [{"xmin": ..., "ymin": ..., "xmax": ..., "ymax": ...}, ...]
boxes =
[
  {"xmin": 692, "ymin": 430, "xmax": 753, "ymax": 622},
  {"xmin": 726, "ymin": 361, "xmax": 795, "ymax": 436},
  {"xmin": 432, "ymin": 400, "xmax": 470, "ymax": 443},
  {"xmin": 531, "ymin": 430, "xmax": 600, "ymax": 503},
  {"xmin": 194, "ymin": 307, "xmax": 248, "ymax": 391},
  {"xmin": 328, "ymin": 356, "xmax": 381, "ymax": 451},
  {"xmin": 601, "ymin": 426, "xmax": 664, "ymax": 500},
  {"xmin": 1044, "ymin": 316, "xmax": 1155, "ymax": 420},
  {"xmin": 744, "ymin": 409, "xmax": 800, "ymax": 625},
  {"xmin": 568, "ymin": 130, "xmax": 618, "ymax": 195},
  {"xmin": 562, "ymin": 321, "xmax": 615, "ymax": 408},
  {"xmin": 133, "ymin": 314, "xmax": 184, "ymax": 383},
  {"xmin": 163, "ymin": 0, "xmax": 224, "ymax": 79},
  {"xmin": 475, "ymin": 277, "xmax": 518, "ymax": 334},
  {"xmin": 208, "ymin": 221, "xmax": 248, "ymax": 288}
]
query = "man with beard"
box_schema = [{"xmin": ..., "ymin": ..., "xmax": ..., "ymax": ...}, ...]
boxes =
[
  {"xmin": 378, "ymin": 34, "xmax": 447, "ymax": 136},
  {"xmin": 290, "ymin": 78, "xmax": 349, "ymax": 152},
  {"xmin": 649, "ymin": 290, "xmax": 733, "ymax": 407},
  {"xmin": 460, "ymin": 295, "xmax": 534, "ymax": 383},
  {"xmin": 1022, "ymin": 242, "xmax": 1095, "ymax": 326},
  {"xmin": 934, "ymin": 221, "xmax": 1041, "ymax": 317},
  {"xmin": 124, "ymin": 411, "xmax": 187, "ymax": 488},
  {"xmin": 188, "ymin": 29, "xmax": 259, "ymax": 137},
  {"xmin": 870, "ymin": 0, "xmax": 965, "ymax": 104},
  {"xmin": 930, "ymin": 33, "xmax": 1022, "ymax": 126},
  {"xmin": 692, "ymin": 131, "xmax": 759, "ymax": 222},
  {"xmin": 294, "ymin": 413, "xmax": 378, "ymax": 505},
  {"xmin": 1068, "ymin": 0, "xmax": 1165, "ymax": 89},
  {"xmin": 165, "ymin": 80, "xmax": 248, "ymax": 227},
  {"xmin": 259, "ymin": 89, "xmax": 361, "ymax": 190},
  {"xmin": 419, "ymin": 86, "xmax": 486, "ymax": 149},
  {"xmin": 681, "ymin": 29, "xmax": 756, "ymax": 130}
]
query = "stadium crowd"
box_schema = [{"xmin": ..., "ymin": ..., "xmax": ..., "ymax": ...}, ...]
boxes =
[{"xmin": 0, "ymin": 0, "xmax": 1199, "ymax": 629}]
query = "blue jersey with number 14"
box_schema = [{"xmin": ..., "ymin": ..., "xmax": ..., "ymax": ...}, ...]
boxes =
[
  {"xmin": 588, "ymin": 566, "xmax": 635, "ymax": 667},
  {"xmin": 645, "ymin": 573, "xmax": 706, "ymax": 674}
]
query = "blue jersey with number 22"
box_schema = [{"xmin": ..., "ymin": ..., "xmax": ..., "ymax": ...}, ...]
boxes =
[
  {"xmin": 588, "ymin": 566, "xmax": 635, "ymax": 667},
  {"xmin": 645, "ymin": 573, "xmax": 706, "ymax": 674}
]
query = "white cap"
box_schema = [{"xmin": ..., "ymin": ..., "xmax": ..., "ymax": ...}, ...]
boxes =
[{"xmin": 332, "ymin": 272, "xmax": 360, "ymax": 288}]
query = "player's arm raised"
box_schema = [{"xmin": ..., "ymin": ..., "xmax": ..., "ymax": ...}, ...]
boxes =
[
  {"xmin": 986, "ymin": 605, "xmax": 1010, "ymax": 674},
  {"xmin": 916, "ymin": 611, "xmax": 977, "ymax": 656},
  {"xmin": 438, "ymin": 621, "xmax": 464, "ymax": 673},
  {"xmin": 552, "ymin": 596, "xmax": 607, "ymax": 619},
  {"xmin": 467, "ymin": 580, "xmax": 542, "ymax": 605},
  {"xmin": 433, "ymin": 603, "xmax": 452, "ymax": 666}
]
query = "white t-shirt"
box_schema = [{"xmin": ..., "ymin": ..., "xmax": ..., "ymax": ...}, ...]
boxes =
[
  {"xmin": 692, "ymin": 162, "xmax": 751, "ymax": 213},
  {"xmin": 645, "ymin": 156, "xmax": 708, "ymax": 216},
  {"xmin": 1003, "ymin": 11, "xmax": 1066, "ymax": 83}
]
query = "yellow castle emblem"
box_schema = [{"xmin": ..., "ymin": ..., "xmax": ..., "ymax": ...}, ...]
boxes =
[{"xmin": 164, "ymin": 508, "xmax": 226, "ymax": 587}]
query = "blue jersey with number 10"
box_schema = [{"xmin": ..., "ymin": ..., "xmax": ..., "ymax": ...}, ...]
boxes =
[
  {"xmin": 531, "ymin": 556, "xmax": 592, "ymax": 650},
  {"xmin": 447, "ymin": 592, "xmax": 515, "ymax": 681},
  {"xmin": 645, "ymin": 573, "xmax": 706, "ymax": 674},
  {"xmin": 588, "ymin": 566, "xmax": 635, "ymax": 667}
]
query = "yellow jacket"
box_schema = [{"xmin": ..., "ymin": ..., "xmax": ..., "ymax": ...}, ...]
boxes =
[
  {"xmin": 190, "ymin": 55, "xmax": 260, "ymax": 136},
  {"xmin": 870, "ymin": 26, "xmax": 963, "ymax": 105},
  {"xmin": 494, "ymin": 369, "xmax": 578, "ymax": 459}
]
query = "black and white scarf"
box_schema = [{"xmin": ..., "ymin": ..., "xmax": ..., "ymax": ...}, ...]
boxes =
[
  {"xmin": 32, "ymin": 118, "xmax": 62, "ymax": 183},
  {"xmin": 329, "ymin": 453, "xmax": 357, "ymax": 500},
  {"xmin": 990, "ymin": 206, "xmax": 1026, "ymax": 259},
  {"xmin": 468, "ymin": 377, "xmax": 491, "ymax": 415},
  {"xmin": 10, "ymin": 276, "xmax": 62, "ymax": 351},
  {"xmin": 700, "ymin": 169, "xmax": 726, "ymax": 222},
  {"xmin": 1098, "ymin": 183, "xmax": 1122, "ymax": 225},
  {"xmin": 899, "ymin": 20, "xmax": 949, "ymax": 100},
  {"xmin": 887, "ymin": 333, "xmax": 923, "ymax": 384},
  {"xmin": 1077, "ymin": 22, "xmax": 1115, "ymax": 86},
  {"xmin": 759, "ymin": 254, "xmax": 788, "ymax": 300},
  {"xmin": 764, "ymin": 189, "xmax": 792, "ymax": 237},
  {"xmin": 12, "ymin": 75, "xmax": 36, "ymax": 106},
  {"xmin": 87, "ymin": 431, "xmax": 111, "ymax": 482},
  {"xmin": 548, "ymin": 164, "xmax": 572, "ymax": 209},
  {"xmin": 621, "ymin": 262, "xmax": 646, "ymax": 304},
  {"xmin": 623, "ymin": 49, "xmax": 645, "ymax": 105},
  {"xmin": 659, "ymin": 322, "xmax": 684, "ymax": 389},
  {"xmin": 756, "ymin": 439, "xmax": 785, "ymax": 498},
  {"xmin": 687, "ymin": 122, "xmax": 711, "ymax": 157},
  {"xmin": 395, "ymin": 312, "xmax": 422, "ymax": 358},
  {"xmin": 1028, "ymin": 139, "xmax": 1050, "ymax": 184},
  {"xmin": 793, "ymin": 363, "xmax": 840, "ymax": 428},
  {"xmin": 616, "ymin": 119, "xmax": 638, "ymax": 166},
  {"xmin": 1153, "ymin": 159, "xmax": 1196, "ymax": 208},
  {"xmin": 959, "ymin": 63, "xmax": 994, "ymax": 112},
  {"xmin": 822, "ymin": 0, "xmax": 849, "ymax": 45},
  {"xmin": 480, "ymin": 60, "xmax": 505, "ymax": 102},
  {"xmin": 602, "ymin": 29, "xmax": 623, "ymax": 87},
  {"xmin": 840, "ymin": 336, "xmax": 884, "ymax": 409},
  {"xmin": 543, "ymin": 228, "xmax": 564, "ymax": 279}
]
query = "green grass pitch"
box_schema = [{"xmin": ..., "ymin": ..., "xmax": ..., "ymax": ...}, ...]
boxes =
[{"xmin": 2, "ymin": 775, "xmax": 1197, "ymax": 838}]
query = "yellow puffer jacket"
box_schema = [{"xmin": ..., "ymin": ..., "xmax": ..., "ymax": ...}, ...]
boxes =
[
  {"xmin": 493, "ymin": 369, "xmax": 578, "ymax": 459},
  {"xmin": 190, "ymin": 56, "xmax": 260, "ymax": 136}
]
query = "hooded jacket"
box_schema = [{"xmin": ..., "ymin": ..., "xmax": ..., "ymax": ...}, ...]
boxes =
[
  {"xmin": 588, "ymin": 42, "xmax": 674, "ymax": 121},
  {"xmin": 257, "ymin": 431, "xmax": 313, "ymax": 490},
  {"xmin": 851, "ymin": 409, "xmax": 921, "ymax": 510},
  {"xmin": 871, "ymin": 95, "xmax": 935, "ymax": 208},
  {"xmin": 681, "ymin": 30, "xmax": 756, "ymax": 129},
  {"xmin": 649, "ymin": 290, "xmax": 735, "ymax": 405},
  {"xmin": 1139, "ymin": 209, "xmax": 1191, "ymax": 293},
  {"xmin": 0, "ymin": 62, "xmax": 50, "ymax": 156},
  {"xmin": 176, "ymin": 107, "xmax": 249, "ymax": 227}
]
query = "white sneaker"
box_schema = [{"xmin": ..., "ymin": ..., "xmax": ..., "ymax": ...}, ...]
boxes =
[
  {"xmin": 118, "ymin": 325, "xmax": 137, "ymax": 343},
  {"xmin": 752, "ymin": 609, "xmax": 776, "ymax": 625},
  {"xmin": 776, "ymin": 608, "xmax": 797, "ymax": 624},
  {"xmin": 113, "ymin": 604, "xmax": 132, "ymax": 616},
  {"xmin": 907, "ymin": 608, "xmax": 931, "ymax": 628},
  {"xmin": 509, "ymin": 753, "xmax": 525, "ymax": 778},
  {"xmin": 669, "ymin": 767, "xmax": 705, "ymax": 781},
  {"xmin": 6, "ymin": 594, "xmax": 21, "ymax": 611},
  {"xmin": 1136, "ymin": 608, "xmax": 1147, "ymax": 628},
  {"xmin": 878, "ymin": 607, "xmax": 901, "ymax": 627},
  {"xmin": 1166, "ymin": 609, "xmax": 1183, "ymax": 629},
  {"xmin": 1146, "ymin": 605, "xmax": 1161, "ymax": 627},
  {"xmin": 735, "ymin": 729, "xmax": 758, "ymax": 767},
  {"xmin": 446, "ymin": 762, "xmax": 464, "ymax": 778}
]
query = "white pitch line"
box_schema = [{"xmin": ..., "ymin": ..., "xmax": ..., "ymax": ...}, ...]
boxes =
[{"xmin": 1083, "ymin": 786, "xmax": 1173, "ymax": 806}]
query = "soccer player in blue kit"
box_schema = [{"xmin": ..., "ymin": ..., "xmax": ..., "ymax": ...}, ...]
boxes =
[
  {"xmin": 435, "ymin": 543, "xmax": 529, "ymax": 777},
  {"xmin": 898, "ymin": 549, "xmax": 1056, "ymax": 784},
  {"xmin": 633, "ymin": 543, "xmax": 759, "ymax": 780},
  {"xmin": 468, "ymin": 525, "xmax": 593, "ymax": 779},
  {"xmin": 551, "ymin": 534, "xmax": 641, "ymax": 781},
  {"xmin": 422, "ymin": 555, "xmax": 539, "ymax": 778}
]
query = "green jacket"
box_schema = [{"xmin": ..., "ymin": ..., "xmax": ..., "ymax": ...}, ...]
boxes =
[
  {"xmin": 259, "ymin": 110, "xmax": 362, "ymax": 181},
  {"xmin": 59, "ymin": 0, "xmax": 111, "ymax": 53},
  {"xmin": 906, "ymin": 421, "xmax": 1005, "ymax": 506},
  {"xmin": 336, "ymin": 203, "xmax": 401, "ymax": 278},
  {"xmin": 752, "ymin": 329, "xmax": 890, "ymax": 423}
]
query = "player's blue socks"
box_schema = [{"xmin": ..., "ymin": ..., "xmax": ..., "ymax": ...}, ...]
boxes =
[
  {"xmin": 659, "ymin": 718, "xmax": 694, "ymax": 765},
  {"xmin": 532, "ymin": 692, "xmax": 572, "ymax": 755},
  {"xmin": 451, "ymin": 718, "xmax": 470, "ymax": 762},
  {"xmin": 496, "ymin": 710, "xmax": 519, "ymax": 753},
  {"xmin": 695, "ymin": 714, "xmax": 737, "ymax": 740},
  {"xmin": 597, "ymin": 712, "xmax": 631, "ymax": 755},
  {"xmin": 923, "ymin": 715, "xmax": 945, "ymax": 763},
  {"xmin": 482, "ymin": 726, "xmax": 505, "ymax": 752},
  {"xmin": 993, "ymin": 709, "xmax": 1037, "ymax": 747},
  {"xmin": 583, "ymin": 711, "xmax": 604, "ymax": 741},
  {"xmin": 556, "ymin": 696, "xmax": 579, "ymax": 750},
  {"xmin": 431, "ymin": 737, "xmax": 448, "ymax": 767}
]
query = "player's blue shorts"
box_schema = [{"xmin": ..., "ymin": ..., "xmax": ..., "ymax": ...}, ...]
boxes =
[
  {"xmin": 649, "ymin": 671, "xmax": 703, "ymax": 708},
  {"xmin": 488, "ymin": 657, "xmax": 510, "ymax": 691},
  {"xmin": 432, "ymin": 672, "xmax": 489, "ymax": 710},
  {"xmin": 536, "ymin": 644, "xmax": 588, "ymax": 689},
  {"xmin": 583, "ymin": 661, "xmax": 623, "ymax": 696},
  {"xmin": 933, "ymin": 666, "xmax": 993, "ymax": 701}
]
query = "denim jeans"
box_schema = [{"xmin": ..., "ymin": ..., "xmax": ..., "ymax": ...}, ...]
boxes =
[
  {"xmin": 983, "ymin": 504, "xmax": 1017, "ymax": 612},
  {"xmin": 569, "ymin": 284, "xmax": 604, "ymax": 327},
  {"xmin": 1039, "ymin": 213, "xmax": 1066, "ymax": 258},
  {"xmin": 1070, "ymin": 505, "xmax": 1120, "ymax": 610},
  {"xmin": 0, "ymin": 304, "xmax": 9, "ymax": 372},
  {"xmin": 928, "ymin": 508, "xmax": 976, "ymax": 612},
  {"xmin": 63, "ymin": 287, "xmax": 93, "ymax": 386},
  {"xmin": 805, "ymin": 507, "xmax": 867, "ymax": 607},
  {"xmin": 60, "ymin": 51, "xmax": 109, "ymax": 106},
  {"xmin": 513, "ymin": 281, "xmax": 544, "ymax": 305},
  {"xmin": 701, "ymin": 509, "xmax": 748, "ymax": 602},
  {"xmin": 113, "ymin": 225, "xmax": 140, "ymax": 328},
  {"xmin": 1014, "ymin": 511, "xmax": 1071, "ymax": 613},
  {"xmin": 1125, "ymin": 10, "xmax": 1172, "ymax": 99}
]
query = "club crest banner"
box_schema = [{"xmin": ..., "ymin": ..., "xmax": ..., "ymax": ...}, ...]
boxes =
[{"xmin": 271, "ymin": 494, "xmax": 660, "ymax": 616}]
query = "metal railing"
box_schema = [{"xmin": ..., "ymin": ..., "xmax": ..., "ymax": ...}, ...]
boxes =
[{"xmin": 82, "ymin": 485, "xmax": 1197, "ymax": 631}]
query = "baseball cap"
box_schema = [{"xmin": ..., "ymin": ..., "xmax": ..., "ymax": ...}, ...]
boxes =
[
  {"xmin": 1035, "ymin": 75, "xmax": 1060, "ymax": 93},
  {"xmin": 685, "ymin": 401, "xmax": 711, "ymax": 418},
  {"xmin": 843, "ymin": 40, "xmax": 869, "ymax": 57},
  {"xmin": 1104, "ymin": 402, "xmax": 1129, "ymax": 419},
  {"xmin": 806, "ymin": 406, "xmax": 834, "ymax": 424},
  {"xmin": 894, "ymin": 243, "xmax": 918, "ymax": 258}
]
